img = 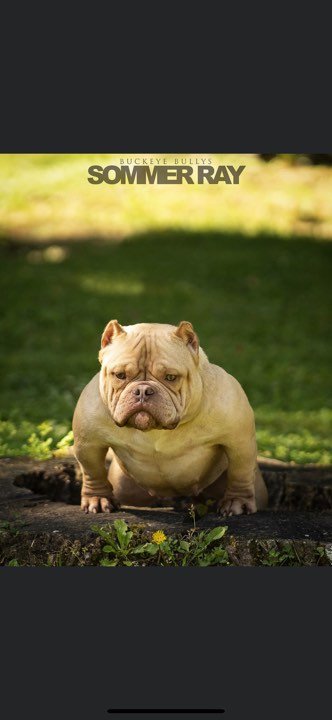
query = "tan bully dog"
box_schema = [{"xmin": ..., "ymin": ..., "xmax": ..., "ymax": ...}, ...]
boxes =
[{"xmin": 73, "ymin": 321, "xmax": 268, "ymax": 515}]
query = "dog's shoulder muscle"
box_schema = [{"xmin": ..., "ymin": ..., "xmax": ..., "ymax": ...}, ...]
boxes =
[
  {"xmin": 199, "ymin": 361, "xmax": 255, "ymax": 442},
  {"xmin": 73, "ymin": 372, "xmax": 113, "ymax": 443}
]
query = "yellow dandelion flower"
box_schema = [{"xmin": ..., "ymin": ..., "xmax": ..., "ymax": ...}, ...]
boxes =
[{"xmin": 152, "ymin": 530, "xmax": 167, "ymax": 545}]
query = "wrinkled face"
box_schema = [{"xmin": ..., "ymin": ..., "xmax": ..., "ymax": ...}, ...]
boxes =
[{"xmin": 99, "ymin": 321, "xmax": 203, "ymax": 431}]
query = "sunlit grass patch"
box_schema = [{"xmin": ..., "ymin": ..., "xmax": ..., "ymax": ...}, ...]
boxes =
[
  {"xmin": 1, "ymin": 154, "xmax": 332, "ymax": 241},
  {"xmin": 256, "ymin": 409, "xmax": 332, "ymax": 464},
  {"xmin": 0, "ymin": 420, "xmax": 73, "ymax": 459}
]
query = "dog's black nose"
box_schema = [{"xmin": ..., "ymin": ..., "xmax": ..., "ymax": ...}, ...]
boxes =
[{"xmin": 133, "ymin": 384, "xmax": 155, "ymax": 399}]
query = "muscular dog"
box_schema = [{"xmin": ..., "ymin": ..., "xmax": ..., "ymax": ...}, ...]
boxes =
[{"xmin": 73, "ymin": 320, "xmax": 268, "ymax": 515}]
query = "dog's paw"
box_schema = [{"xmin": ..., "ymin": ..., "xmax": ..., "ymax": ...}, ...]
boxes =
[
  {"xmin": 217, "ymin": 495, "xmax": 257, "ymax": 517},
  {"xmin": 81, "ymin": 495, "xmax": 113, "ymax": 514}
]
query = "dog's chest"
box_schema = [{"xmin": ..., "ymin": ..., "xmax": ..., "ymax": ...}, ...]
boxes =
[{"xmin": 110, "ymin": 429, "xmax": 225, "ymax": 494}]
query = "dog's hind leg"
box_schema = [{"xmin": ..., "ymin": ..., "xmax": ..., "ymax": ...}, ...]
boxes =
[{"xmin": 198, "ymin": 463, "xmax": 268, "ymax": 510}]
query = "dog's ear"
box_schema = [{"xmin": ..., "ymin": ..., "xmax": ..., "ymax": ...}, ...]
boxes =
[
  {"xmin": 101, "ymin": 319, "xmax": 126, "ymax": 348},
  {"xmin": 174, "ymin": 321, "xmax": 199, "ymax": 356}
]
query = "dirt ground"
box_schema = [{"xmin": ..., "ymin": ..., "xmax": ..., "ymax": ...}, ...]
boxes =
[{"xmin": 0, "ymin": 457, "xmax": 331, "ymax": 565}]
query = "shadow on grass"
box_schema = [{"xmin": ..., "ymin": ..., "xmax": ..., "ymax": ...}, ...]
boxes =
[{"xmin": 0, "ymin": 229, "xmax": 331, "ymax": 461}]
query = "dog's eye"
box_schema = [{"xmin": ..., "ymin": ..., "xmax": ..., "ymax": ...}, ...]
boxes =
[
  {"xmin": 165, "ymin": 374, "xmax": 177, "ymax": 381},
  {"xmin": 115, "ymin": 372, "xmax": 126, "ymax": 380}
]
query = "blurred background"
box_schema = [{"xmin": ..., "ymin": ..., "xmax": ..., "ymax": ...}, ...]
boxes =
[{"xmin": 0, "ymin": 153, "xmax": 331, "ymax": 464}]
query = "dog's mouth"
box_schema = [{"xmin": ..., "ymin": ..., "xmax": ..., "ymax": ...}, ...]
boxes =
[
  {"xmin": 116, "ymin": 408, "xmax": 179, "ymax": 431},
  {"xmin": 113, "ymin": 405, "xmax": 158, "ymax": 431},
  {"xmin": 129, "ymin": 410, "xmax": 156, "ymax": 431},
  {"xmin": 113, "ymin": 392, "xmax": 180, "ymax": 431}
]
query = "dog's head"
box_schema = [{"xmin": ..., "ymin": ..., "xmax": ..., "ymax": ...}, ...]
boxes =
[{"xmin": 99, "ymin": 320, "xmax": 203, "ymax": 431}]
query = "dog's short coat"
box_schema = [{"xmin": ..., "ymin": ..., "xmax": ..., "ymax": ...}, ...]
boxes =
[{"xmin": 73, "ymin": 321, "xmax": 268, "ymax": 515}]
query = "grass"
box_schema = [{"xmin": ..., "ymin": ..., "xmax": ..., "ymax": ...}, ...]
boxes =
[
  {"xmin": 2, "ymin": 519, "xmax": 329, "ymax": 566},
  {"xmin": 95, "ymin": 520, "xmax": 229, "ymax": 567},
  {"xmin": 0, "ymin": 154, "xmax": 331, "ymax": 463},
  {"xmin": 1, "ymin": 153, "xmax": 332, "ymax": 241}
]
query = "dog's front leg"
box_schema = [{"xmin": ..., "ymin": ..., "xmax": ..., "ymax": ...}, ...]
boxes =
[
  {"xmin": 74, "ymin": 443, "xmax": 113, "ymax": 513},
  {"xmin": 218, "ymin": 435, "xmax": 258, "ymax": 516}
]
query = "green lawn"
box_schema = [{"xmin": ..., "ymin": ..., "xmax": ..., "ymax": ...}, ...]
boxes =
[{"xmin": 0, "ymin": 155, "xmax": 331, "ymax": 463}]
